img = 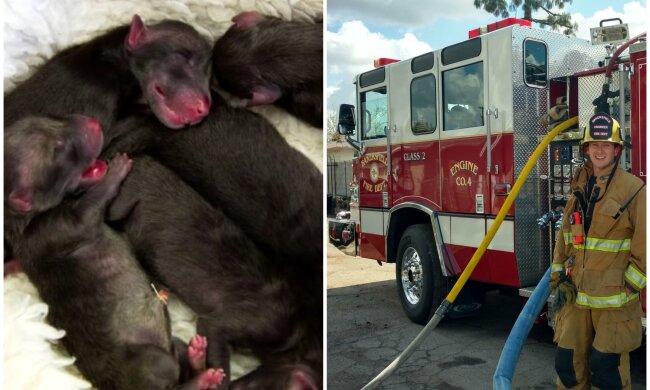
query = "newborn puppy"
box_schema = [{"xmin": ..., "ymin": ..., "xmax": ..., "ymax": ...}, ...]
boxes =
[
  {"xmin": 102, "ymin": 92, "xmax": 322, "ymax": 268},
  {"xmin": 107, "ymin": 156, "xmax": 321, "ymax": 389},
  {"xmin": 213, "ymin": 11, "xmax": 323, "ymax": 128},
  {"xmin": 4, "ymin": 116, "xmax": 223, "ymax": 390},
  {"xmin": 5, "ymin": 15, "xmax": 212, "ymax": 135}
]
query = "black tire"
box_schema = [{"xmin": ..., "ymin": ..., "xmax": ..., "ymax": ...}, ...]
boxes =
[
  {"xmin": 396, "ymin": 224, "xmax": 447, "ymax": 324},
  {"xmin": 329, "ymin": 223, "xmax": 351, "ymax": 247}
]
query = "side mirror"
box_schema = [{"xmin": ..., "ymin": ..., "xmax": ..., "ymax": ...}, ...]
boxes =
[
  {"xmin": 337, "ymin": 104, "xmax": 356, "ymax": 135},
  {"xmin": 337, "ymin": 103, "xmax": 362, "ymax": 152}
]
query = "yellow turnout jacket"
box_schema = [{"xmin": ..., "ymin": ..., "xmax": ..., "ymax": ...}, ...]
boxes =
[{"xmin": 552, "ymin": 162, "xmax": 646, "ymax": 309}]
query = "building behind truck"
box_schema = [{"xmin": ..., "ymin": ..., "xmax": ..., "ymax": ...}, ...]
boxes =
[{"xmin": 333, "ymin": 18, "xmax": 646, "ymax": 325}]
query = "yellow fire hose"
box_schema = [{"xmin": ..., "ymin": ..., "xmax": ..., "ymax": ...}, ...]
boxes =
[{"xmin": 362, "ymin": 116, "xmax": 578, "ymax": 390}]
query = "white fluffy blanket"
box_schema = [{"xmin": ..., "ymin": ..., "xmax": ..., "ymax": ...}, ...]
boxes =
[{"xmin": 4, "ymin": 1, "xmax": 322, "ymax": 389}]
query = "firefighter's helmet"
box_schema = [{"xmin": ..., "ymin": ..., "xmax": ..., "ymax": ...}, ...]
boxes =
[{"xmin": 581, "ymin": 113, "xmax": 624, "ymax": 147}]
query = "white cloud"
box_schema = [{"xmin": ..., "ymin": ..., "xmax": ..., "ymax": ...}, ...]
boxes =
[
  {"xmin": 571, "ymin": 2, "xmax": 647, "ymax": 41},
  {"xmin": 328, "ymin": 0, "xmax": 486, "ymax": 27},
  {"xmin": 326, "ymin": 79, "xmax": 354, "ymax": 111},
  {"xmin": 326, "ymin": 83, "xmax": 350, "ymax": 119},
  {"xmin": 327, "ymin": 86, "xmax": 341, "ymax": 99},
  {"xmin": 530, "ymin": 2, "xmax": 646, "ymax": 39},
  {"xmin": 327, "ymin": 20, "xmax": 432, "ymax": 78},
  {"xmin": 326, "ymin": 20, "xmax": 433, "ymax": 111}
]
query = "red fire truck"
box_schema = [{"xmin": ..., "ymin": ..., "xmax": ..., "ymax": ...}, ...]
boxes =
[{"xmin": 336, "ymin": 18, "xmax": 646, "ymax": 324}]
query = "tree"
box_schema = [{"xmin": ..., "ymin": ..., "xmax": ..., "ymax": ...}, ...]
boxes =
[
  {"xmin": 473, "ymin": 0, "xmax": 578, "ymax": 36},
  {"xmin": 327, "ymin": 110, "xmax": 344, "ymax": 142}
]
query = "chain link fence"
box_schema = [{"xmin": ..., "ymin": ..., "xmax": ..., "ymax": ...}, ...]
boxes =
[{"xmin": 327, "ymin": 155, "xmax": 352, "ymax": 216}]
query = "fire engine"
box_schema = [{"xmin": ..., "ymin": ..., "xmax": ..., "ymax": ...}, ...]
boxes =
[{"xmin": 336, "ymin": 18, "xmax": 646, "ymax": 324}]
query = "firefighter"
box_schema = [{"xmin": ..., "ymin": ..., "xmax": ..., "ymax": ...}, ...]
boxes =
[{"xmin": 550, "ymin": 113, "xmax": 645, "ymax": 390}]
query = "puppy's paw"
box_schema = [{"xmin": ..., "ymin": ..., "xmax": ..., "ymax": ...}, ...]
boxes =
[
  {"xmin": 106, "ymin": 153, "xmax": 133, "ymax": 183},
  {"xmin": 197, "ymin": 368, "xmax": 226, "ymax": 389},
  {"xmin": 188, "ymin": 334, "xmax": 208, "ymax": 371}
]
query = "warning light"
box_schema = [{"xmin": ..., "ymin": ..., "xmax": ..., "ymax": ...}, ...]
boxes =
[
  {"xmin": 374, "ymin": 58, "xmax": 399, "ymax": 68},
  {"xmin": 468, "ymin": 18, "xmax": 532, "ymax": 38}
]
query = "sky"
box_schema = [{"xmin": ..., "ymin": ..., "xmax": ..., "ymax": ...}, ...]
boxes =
[{"xmin": 326, "ymin": 0, "xmax": 648, "ymax": 126}]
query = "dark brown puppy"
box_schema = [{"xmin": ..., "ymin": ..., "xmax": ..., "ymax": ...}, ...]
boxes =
[
  {"xmin": 107, "ymin": 156, "xmax": 322, "ymax": 389},
  {"xmin": 4, "ymin": 116, "xmax": 223, "ymax": 390},
  {"xmin": 102, "ymin": 92, "xmax": 322, "ymax": 269},
  {"xmin": 213, "ymin": 11, "xmax": 323, "ymax": 128},
  {"xmin": 5, "ymin": 15, "xmax": 212, "ymax": 134}
]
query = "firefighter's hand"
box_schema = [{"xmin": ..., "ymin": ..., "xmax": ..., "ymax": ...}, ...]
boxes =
[
  {"xmin": 550, "ymin": 271, "xmax": 563, "ymax": 290},
  {"xmin": 551, "ymin": 272, "xmax": 576, "ymax": 312},
  {"xmin": 557, "ymin": 281, "xmax": 576, "ymax": 304}
]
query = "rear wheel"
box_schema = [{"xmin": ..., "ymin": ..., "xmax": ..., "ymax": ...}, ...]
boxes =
[{"xmin": 396, "ymin": 224, "xmax": 447, "ymax": 324}]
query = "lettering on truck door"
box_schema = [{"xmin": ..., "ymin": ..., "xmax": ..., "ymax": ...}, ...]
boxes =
[
  {"xmin": 390, "ymin": 52, "xmax": 442, "ymax": 210},
  {"xmin": 357, "ymin": 67, "xmax": 390, "ymax": 260},
  {"xmin": 438, "ymin": 37, "xmax": 495, "ymax": 282},
  {"xmin": 439, "ymin": 38, "xmax": 491, "ymax": 215}
]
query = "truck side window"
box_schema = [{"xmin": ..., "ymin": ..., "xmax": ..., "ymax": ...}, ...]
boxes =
[
  {"xmin": 524, "ymin": 40, "xmax": 547, "ymax": 87},
  {"xmin": 442, "ymin": 62, "xmax": 484, "ymax": 131},
  {"xmin": 361, "ymin": 87, "xmax": 388, "ymax": 140},
  {"xmin": 411, "ymin": 75, "xmax": 436, "ymax": 134}
]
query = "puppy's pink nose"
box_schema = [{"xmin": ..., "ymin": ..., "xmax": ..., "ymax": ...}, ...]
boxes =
[{"xmin": 190, "ymin": 95, "xmax": 211, "ymax": 120}]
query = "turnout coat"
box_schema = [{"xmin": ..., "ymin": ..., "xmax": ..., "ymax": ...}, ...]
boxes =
[{"xmin": 552, "ymin": 161, "xmax": 646, "ymax": 309}]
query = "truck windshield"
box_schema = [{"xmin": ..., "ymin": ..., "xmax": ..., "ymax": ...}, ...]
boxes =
[{"xmin": 361, "ymin": 87, "xmax": 388, "ymax": 140}]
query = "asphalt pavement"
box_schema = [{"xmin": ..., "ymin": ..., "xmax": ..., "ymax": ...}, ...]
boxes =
[{"xmin": 327, "ymin": 244, "xmax": 646, "ymax": 389}]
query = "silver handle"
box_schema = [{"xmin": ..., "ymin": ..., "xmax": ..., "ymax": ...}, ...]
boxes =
[
  {"xmin": 485, "ymin": 108, "xmax": 498, "ymax": 174},
  {"xmin": 486, "ymin": 108, "xmax": 498, "ymax": 119},
  {"xmin": 386, "ymin": 120, "xmax": 392, "ymax": 180}
]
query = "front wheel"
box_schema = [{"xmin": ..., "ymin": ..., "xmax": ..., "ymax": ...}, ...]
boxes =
[{"xmin": 396, "ymin": 224, "xmax": 447, "ymax": 324}]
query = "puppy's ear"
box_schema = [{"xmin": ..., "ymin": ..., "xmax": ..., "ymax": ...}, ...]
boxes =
[
  {"xmin": 248, "ymin": 84, "xmax": 282, "ymax": 106},
  {"xmin": 8, "ymin": 188, "xmax": 33, "ymax": 213},
  {"xmin": 125, "ymin": 14, "xmax": 148, "ymax": 51},
  {"xmin": 231, "ymin": 11, "xmax": 264, "ymax": 30}
]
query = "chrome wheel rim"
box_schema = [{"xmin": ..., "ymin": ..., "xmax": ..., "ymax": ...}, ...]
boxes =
[{"xmin": 401, "ymin": 247, "xmax": 423, "ymax": 305}]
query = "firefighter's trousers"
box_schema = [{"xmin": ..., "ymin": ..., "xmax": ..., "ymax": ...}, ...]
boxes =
[{"xmin": 553, "ymin": 300, "xmax": 642, "ymax": 390}]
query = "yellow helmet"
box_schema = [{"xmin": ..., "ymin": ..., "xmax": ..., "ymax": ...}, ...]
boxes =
[{"xmin": 581, "ymin": 113, "xmax": 624, "ymax": 146}]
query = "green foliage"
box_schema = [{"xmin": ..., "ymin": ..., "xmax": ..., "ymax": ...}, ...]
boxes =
[{"xmin": 473, "ymin": 0, "xmax": 577, "ymax": 36}]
